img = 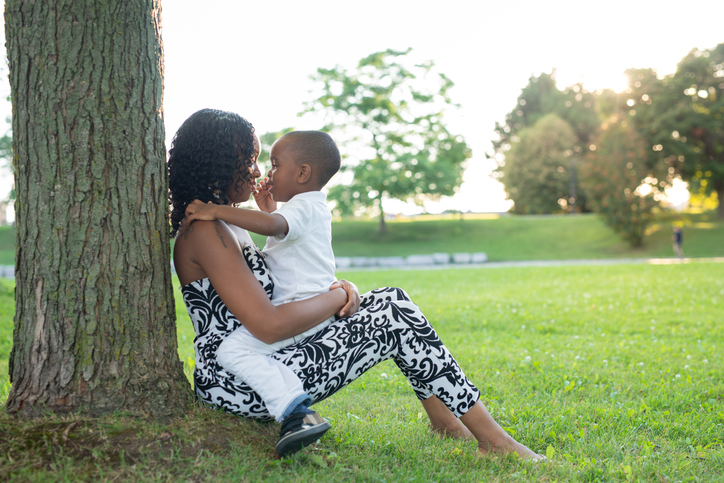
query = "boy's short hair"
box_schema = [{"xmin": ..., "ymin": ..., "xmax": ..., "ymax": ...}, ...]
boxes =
[{"xmin": 281, "ymin": 131, "xmax": 341, "ymax": 188}]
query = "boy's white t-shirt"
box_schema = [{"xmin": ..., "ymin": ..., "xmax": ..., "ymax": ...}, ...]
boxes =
[{"xmin": 263, "ymin": 191, "xmax": 336, "ymax": 305}]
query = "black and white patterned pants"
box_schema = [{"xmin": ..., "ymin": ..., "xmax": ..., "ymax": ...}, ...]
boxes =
[
  {"xmin": 187, "ymin": 284, "xmax": 481, "ymax": 420},
  {"xmin": 277, "ymin": 287, "xmax": 481, "ymax": 417}
]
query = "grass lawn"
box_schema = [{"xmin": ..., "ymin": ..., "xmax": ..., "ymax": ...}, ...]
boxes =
[
  {"xmin": 323, "ymin": 211, "xmax": 724, "ymax": 260},
  {"xmin": 0, "ymin": 210, "xmax": 722, "ymax": 265},
  {"xmin": 1, "ymin": 261, "xmax": 723, "ymax": 481}
]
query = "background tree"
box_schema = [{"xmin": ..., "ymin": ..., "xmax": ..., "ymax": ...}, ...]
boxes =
[
  {"xmin": 625, "ymin": 44, "xmax": 724, "ymax": 219},
  {"xmin": 579, "ymin": 115, "xmax": 659, "ymax": 246},
  {"xmin": 5, "ymin": 0, "xmax": 191, "ymax": 417},
  {"xmin": 0, "ymin": 126, "xmax": 11, "ymax": 202},
  {"xmin": 492, "ymin": 72, "xmax": 600, "ymax": 153},
  {"xmin": 258, "ymin": 128, "xmax": 294, "ymax": 172},
  {"xmin": 302, "ymin": 49, "xmax": 471, "ymax": 232},
  {"xmin": 499, "ymin": 114, "xmax": 578, "ymax": 214},
  {"xmin": 491, "ymin": 72, "xmax": 599, "ymax": 213},
  {"xmin": 0, "ymin": 129, "xmax": 10, "ymax": 162}
]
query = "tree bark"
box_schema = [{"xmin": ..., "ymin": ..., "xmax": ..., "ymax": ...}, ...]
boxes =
[{"xmin": 5, "ymin": 0, "xmax": 192, "ymax": 418}]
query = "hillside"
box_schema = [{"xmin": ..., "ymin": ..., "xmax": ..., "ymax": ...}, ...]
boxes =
[
  {"xmin": 323, "ymin": 211, "xmax": 723, "ymax": 261},
  {"xmin": 0, "ymin": 211, "xmax": 721, "ymax": 265}
]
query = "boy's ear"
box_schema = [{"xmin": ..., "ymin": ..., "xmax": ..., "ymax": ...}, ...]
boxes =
[{"xmin": 297, "ymin": 164, "xmax": 312, "ymax": 184}]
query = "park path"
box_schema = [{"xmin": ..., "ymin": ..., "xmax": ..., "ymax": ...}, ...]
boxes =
[
  {"xmin": 1, "ymin": 257, "xmax": 722, "ymax": 279},
  {"xmin": 335, "ymin": 256, "xmax": 724, "ymax": 272}
]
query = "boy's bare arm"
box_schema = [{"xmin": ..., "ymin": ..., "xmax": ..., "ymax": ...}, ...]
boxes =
[{"xmin": 185, "ymin": 200, "xmax": 288, "ymax": 236}]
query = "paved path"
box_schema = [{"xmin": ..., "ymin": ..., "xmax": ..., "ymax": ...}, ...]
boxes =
[
  {"xmin": 1, "ymin": 257, "xmax": 722, "ymax": 279},
  {"xmin": 335, "ymin": 256, "xmax": 724, "ymax": 272}
]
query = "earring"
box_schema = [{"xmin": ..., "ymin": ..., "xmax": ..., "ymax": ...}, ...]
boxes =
[{"xmin": 212, "ymin": 188, "xmax": 221, "ymax": 199}]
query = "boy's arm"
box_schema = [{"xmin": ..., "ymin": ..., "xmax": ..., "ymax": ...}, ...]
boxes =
[{"xmin": 185, "ymin": 200, "xmax": 288, "ymax": 237}]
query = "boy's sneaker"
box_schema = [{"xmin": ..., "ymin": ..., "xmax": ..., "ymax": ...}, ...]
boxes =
[{"xmin": 275, "ymin": 410, "xmax": 331, "ymax": 456}]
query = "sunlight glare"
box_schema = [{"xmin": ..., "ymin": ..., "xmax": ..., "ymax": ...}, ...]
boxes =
[
  {"xmin": 556, "ymin": 69, "xmax": 630, "ymax": 93},
  {"xmin": 664, "ymin": 178, "xmax": 690, "ymax": 210}
]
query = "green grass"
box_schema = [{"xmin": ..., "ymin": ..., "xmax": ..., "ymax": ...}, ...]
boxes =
[
  {"xmin": 2, "ymin": 261, "xmax": 724, "ymax": 481},
  {"xmin": 3, "ymin": 210, "xmax": 723, "ymax": 266},
  {"xmin": 0, "ymin": 280, "xmax": 12, "ymax": 403},
  {"xmin": 280, "ymin": 211, "xmax": 724, "ymax": 260}
]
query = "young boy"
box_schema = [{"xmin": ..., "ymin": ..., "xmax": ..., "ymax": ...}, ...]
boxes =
[{"xmin": 185, "ymin": 131, "xmax": 342, "ymax": 456}]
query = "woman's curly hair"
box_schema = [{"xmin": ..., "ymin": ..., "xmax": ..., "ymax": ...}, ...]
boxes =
[{"xmin": 168, "ymin": 109, "xmax": 258, "ymax": 237}]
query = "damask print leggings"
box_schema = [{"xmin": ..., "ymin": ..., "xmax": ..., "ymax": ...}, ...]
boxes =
[{"xmin": 200, "ymin": 287, "xmax": 481, "ymax": 419}]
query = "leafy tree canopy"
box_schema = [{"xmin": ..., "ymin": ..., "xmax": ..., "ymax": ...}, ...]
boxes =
[
  {"xmin": 499, "ymin": 113, "xmax": 578, "ymax": 214},
  {"xmin": 258, "ymin": 127, "xmax": 294, "ymax": 172},
  {"xmin": 580, "ymin": 115, "xmax": 659, "ymax": 246},
  {"xmin": 0, "ymin": 129, "xmax": 12, "ymax": 202},
  {"xmin": 624, "ymin": 43, "xmax": 724, "ymax": 218},
  {"xmin": 301, "ymin": 48, "xmax": 470, "ymax": 231},
  {"xmin": 491, "ymin": 72, "xmax": 600, "ymax": 156},
  {"xmin": 491, "ymin": 72, "xmax": 599, "ymax": 214}
]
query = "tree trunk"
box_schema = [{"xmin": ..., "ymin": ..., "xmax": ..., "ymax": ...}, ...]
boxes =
[
  {"xmin": 5, "ymin": 0, "xmax": 192, "ymax": 418},
  {"xmin": 377, "ymin": 198, "xmax": 388, "ymax": 233}
]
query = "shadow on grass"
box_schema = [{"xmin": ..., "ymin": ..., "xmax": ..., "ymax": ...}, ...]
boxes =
[{"xmin": 0, "ymin": 403, "xmax": 291, "ymax": 481}]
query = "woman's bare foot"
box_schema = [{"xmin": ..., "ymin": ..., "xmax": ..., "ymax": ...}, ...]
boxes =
[
  {"xmin": 476, "ymin": 435, "xmax": 545, "ymax": 461},
  {"xmin": 458, "ymin": 401, "xmax": 546, "ymax": 461},
  {"xmin": 422, "ymin": 399, "xmax": 546, "ymax": 461}
]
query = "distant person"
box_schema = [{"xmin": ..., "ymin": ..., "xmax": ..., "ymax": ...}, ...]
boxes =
[
  {"xmin": 184, "ymin": 130, "xmax": 341, "ymax": 456},
  {"xmin": 673, "ymin": 225, "xmax": 684, "ymax": 258}
]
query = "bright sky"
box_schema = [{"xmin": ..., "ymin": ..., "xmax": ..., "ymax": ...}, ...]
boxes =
[{"xmin": 1, "ymin": 0, "xmax": 723, "ymax": 214}]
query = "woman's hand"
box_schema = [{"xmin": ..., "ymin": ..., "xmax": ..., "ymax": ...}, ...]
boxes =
[{"xmin": 330, "ymin": 279, "xmax": 360, "ymax": 318}]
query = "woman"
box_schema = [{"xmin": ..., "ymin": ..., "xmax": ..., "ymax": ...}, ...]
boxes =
[{"xmin": 169, "ymin": 108, "xmax": 542, "ymax": 460}]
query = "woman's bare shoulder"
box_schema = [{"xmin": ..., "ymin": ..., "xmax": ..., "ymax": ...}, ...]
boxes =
[
  {"xmin": 174, "ymin": 220, "xmax": 244, "ymax": 285},
  {"xmin": 177, "ymin": 219, "xmax": 236, "ymax": 244}
]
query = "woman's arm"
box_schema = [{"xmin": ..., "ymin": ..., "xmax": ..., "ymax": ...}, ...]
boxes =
[{"xmin": 183, "ymin": 220, "xmax": 347, "ymax": 344}]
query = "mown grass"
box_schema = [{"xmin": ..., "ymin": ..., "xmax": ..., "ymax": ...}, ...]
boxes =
[
  {"xmin": 1, "ymin": 261, "xmax": 723, "ymax": 481},
  {"xmin": 323, "ymin": 211, "xmax": 724, "ymax": 260},
  {"xmin": 1, "ymin": 210, "xmax": 722, "ymax": 266}
]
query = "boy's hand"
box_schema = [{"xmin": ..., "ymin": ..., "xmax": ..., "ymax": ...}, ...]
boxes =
[
  {"xmin": 253, "ymin": 177, "xmax": 276, "ymax": 213},
  {"xmin": 185, "ymin": 199, "xmax": 218, "ymax": 222},
  {"xmin": 330, "ymin": 279, "xmax": 360, "ymax": 318}
]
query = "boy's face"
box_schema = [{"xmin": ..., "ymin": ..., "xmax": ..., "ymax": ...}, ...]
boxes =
[{"xmin": 267, "ymin": 137, "xmax": 300, "ymax": 203}]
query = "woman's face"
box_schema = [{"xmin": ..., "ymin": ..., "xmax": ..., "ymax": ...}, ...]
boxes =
[{"xmin": 226, "ymin": 134, "xmax": 261, "ymax": 204}]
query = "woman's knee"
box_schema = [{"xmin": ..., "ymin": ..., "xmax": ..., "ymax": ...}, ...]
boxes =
[
  {"xmin": 366, "ymin": 286, "xmax": 411, "ymax": 302},
  {"xmin": 390, "ymin": 287, "xmax": 411, "ymax": 301},
  {"xmin": 367, "ymin": 299, "xmax": 430, "ymax": 331}
]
